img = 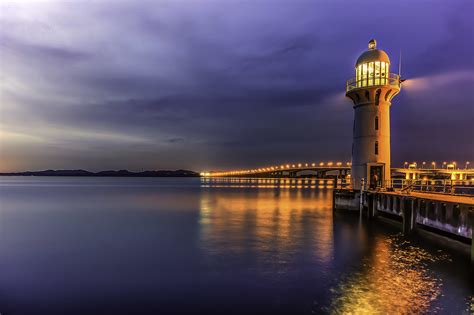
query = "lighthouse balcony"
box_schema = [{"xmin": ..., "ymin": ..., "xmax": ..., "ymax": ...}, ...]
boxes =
[{"xmin": 346, "ymin": 73, "xmax": 400, "ymax": 92}]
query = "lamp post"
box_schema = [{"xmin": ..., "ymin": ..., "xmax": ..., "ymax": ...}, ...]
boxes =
[
  {"xmin": 453, "ymin": 161, "xmax": 457, "ymax": 169},
  {"xmin": 422, "ymin": 161, "xmax": 426, "ymax": 169},
  {"xmin": 431, "ymin": 161, "xmax": 436, "ymax": 169},
  {"xmin": 443, "ymin": 161, "xmax": 447, "ymax": 169},
  {"xmin": 404, "ymin": 162, "xmax": 408, "ymax": 169},
  {"xmin": 466, "ymin": 161, "xmax": 470, "ymax": 169}
]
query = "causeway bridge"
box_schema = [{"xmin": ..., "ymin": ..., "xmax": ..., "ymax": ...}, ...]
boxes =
[
  {"xmin": 201, "ymin": 162, "xmax": 351, "ymax": 178},
  {"xmin": 202, "ymin": 161, "xmax": 474, "ymax": 181}
]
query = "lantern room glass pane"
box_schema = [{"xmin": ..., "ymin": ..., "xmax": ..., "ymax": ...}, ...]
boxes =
[
  {"xmin": 380, "ymin": 62, "xmax": 386, "ymax": 85},
  {"xmin": 375, "ymin": 62, "xmax": 380, "ymax": 85},
  {"xmin": 362, "ymin": 63, "xmax": 368, "ymax": 87},
  {"xmin": 357, "ymin": 65, "xmax": 362, "ymax": 87},
  {"xmin": 368, "ymin": 62, "xmax": 374, "ymax": 86}
]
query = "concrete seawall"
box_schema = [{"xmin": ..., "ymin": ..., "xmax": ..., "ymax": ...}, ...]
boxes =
[{"xmin": 333, "ymin": 189, "xmax": 474, "ymax": 262}]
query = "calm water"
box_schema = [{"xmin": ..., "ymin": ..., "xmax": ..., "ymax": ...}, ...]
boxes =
[{"xmin": 0, "ymin": 177, "xmax": 472, "ymax": 314}]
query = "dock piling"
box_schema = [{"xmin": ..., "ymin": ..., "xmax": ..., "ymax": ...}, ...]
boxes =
[{"xmin": 402, "ymin": 198, "xmax": 413, "ymax": 236}]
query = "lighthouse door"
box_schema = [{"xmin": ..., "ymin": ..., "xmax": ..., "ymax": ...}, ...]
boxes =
[{"xmin": 369, "ymin": 165, "xmax": 383, "ymax": 189}]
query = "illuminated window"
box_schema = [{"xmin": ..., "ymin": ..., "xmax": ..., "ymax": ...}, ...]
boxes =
[
  {"xmin": 362, "ymin": 63, "xmax": 368, "ymax": 86},
  {"xmin": 368, "ymin": 62, "xmax": 374, "ymax": 85},
  {"xmin": 375, "ymin": 141, "xmax": 379, "ymax": 155},
  {"xmin": 356, "ymin": 61, "xmax": 390, "ymax": 88},
  {"xmin": 375, "ymin": 62, "xmax": 380, "ymax": 85},
  {"xmin": 357, "ymin": 65, "xmax": 362, "ymax": 87},
  {"xmin": 375, "ymin": 116, "xmax": 379, "ymax": 130}
]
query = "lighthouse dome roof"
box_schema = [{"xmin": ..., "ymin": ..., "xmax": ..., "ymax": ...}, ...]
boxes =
[{"xmin": 355, "ymin": 39, "xmax": 390, "ymax": 66}]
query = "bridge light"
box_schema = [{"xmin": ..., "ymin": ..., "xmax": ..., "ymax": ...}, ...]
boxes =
[
  {"xmin": 312, "ymin": 163, "xmax": 316, "ymax": 167},
  {"xmin": 298, "ymin": 163, "xmax": 302, "ymax": 167},
  {"xmin": 431, "ymin": 161, "xmax": 436, "ymax": 169},
  {"xmin": 319, "ymin": 162, "xmax": 324, "ymax": 166},
  {"xmin": 292, "ymin": 164, "xmax": 296, "ymax": 168},
  {"xmin": 328, "ymin": 162, "xmax": 333, "ymax": 166},
  {"xmin": 286, "ymin": 164, "xmax": 290, "ymax": 169},
  {"xmin": 337, "ymin": 162, "xmax": 342, "ymax": 166}
]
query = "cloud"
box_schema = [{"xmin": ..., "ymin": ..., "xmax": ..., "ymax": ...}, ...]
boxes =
[{"xmin": 0, "ymin": 0, "xmax": 473, "ymax": 171}]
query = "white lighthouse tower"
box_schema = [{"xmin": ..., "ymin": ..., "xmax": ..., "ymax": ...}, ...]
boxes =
[{"xmin": 346, "ymin": 39, "xmax": 401, "ymax": 190}]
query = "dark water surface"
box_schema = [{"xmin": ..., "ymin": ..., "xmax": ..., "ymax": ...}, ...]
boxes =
[{"xmin": 0, "ymin": 177, "xmax": 472, "ymax": 314}]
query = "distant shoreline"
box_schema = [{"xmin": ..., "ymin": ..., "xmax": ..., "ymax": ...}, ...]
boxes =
[{"xmin": 0, "ymin": 169, "xmax": 200, "ymax": 177}]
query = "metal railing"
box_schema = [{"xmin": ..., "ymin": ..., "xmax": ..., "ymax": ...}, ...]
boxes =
[
  {"xmin": 335, "ymin": 178, "xmax": 474, "ymax": 196},
  {"xmin": 388, "ymin": 179, "xmax": 474, "ymax": 195},
  {"xmin": 346, "ymin": 73, "xmax": 401, "ymax": 92}
]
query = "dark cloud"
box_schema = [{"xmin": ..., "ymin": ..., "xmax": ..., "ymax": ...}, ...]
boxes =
[{"xmin": 0, "ymin": 0, "xmax": 472, "ymax": 172}]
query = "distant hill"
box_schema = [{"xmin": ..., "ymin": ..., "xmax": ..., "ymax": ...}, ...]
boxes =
[{"xmin": 0, "ymin": 169, "xmax": 200, "ymax": 177}]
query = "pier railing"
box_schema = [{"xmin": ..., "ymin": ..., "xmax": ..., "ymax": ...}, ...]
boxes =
[
  {"xmin": 335, "ymin": 178, "xmax": 474, "ymax": 196},
  {"xmin": 389, "ymin": 179, "xmax": 474, "ymax": 195}
]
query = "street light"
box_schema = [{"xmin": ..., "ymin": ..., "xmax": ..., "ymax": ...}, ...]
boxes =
[
  {"xmin": 422, "ymin": 161, "xmax": 426, "ymax": 169},
  {"xmin": 452, "ymin": 161, "xmax": 457, "ymax": 169},
  {"xmin": 466, "ymin": 161, "xmax": 470, "ymax": 169},
  {"xmin": 443, "ymin": 161, "xmax": 447, "ymax": 169},
  {"xmin": 404, "ymin": 161, "xmax": 408, "ymax": 168},
  {"xmin": 431, "ymin": 161, "xmax": 436, "ymax": 169}
]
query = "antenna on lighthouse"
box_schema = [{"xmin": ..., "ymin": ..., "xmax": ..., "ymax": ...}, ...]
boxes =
[
  {"xmin": 398, "ymin": 50, "xmax": 406, "ymax": 83},
  {"xmin": 399, "ymin": 51, "xmax": 402, "ymax": 76}
]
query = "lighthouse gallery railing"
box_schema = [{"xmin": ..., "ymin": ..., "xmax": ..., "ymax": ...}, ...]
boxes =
[{"xmin": 346, "ymin": 73, "xmax": 401, "ymax": 92}]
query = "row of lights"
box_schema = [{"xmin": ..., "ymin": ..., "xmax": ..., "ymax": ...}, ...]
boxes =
[
  {"xmin": 201, "ymin": 162, "xmax": 352, "ymax": 177},
  {"xmin": 403, "ymin": 161, "xmax": 471, "ymax": 169}
]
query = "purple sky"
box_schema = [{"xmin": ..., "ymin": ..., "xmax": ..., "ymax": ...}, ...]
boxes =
[{"xmin": 1, "ymin": 0, "xmax": 473, "ymax": 172}]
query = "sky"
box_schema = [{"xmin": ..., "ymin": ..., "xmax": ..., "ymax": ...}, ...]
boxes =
[{"xmin": 0, "ymin": 0, "xmax": 473, "ymax": 172}]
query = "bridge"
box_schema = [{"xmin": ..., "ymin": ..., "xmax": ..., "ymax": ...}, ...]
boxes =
[
  {"xmin": 201, "ymin": 161, "xmax": 474, "ymax": 181},
  {"xmin": 200, "ymin": 162, "xmax": 351, "ymax": 178}
]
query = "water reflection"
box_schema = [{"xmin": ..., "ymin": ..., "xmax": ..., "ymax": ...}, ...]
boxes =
[
  {"xmin": 199, "ymin": 180, "xmax": 335, "ymax": 266},
  {"xmin": 200, "ymin": 177, "xmax": 336, "ymax": 189},
  {"xmin": 200, "ymin": 178, "xmax": 471, "ymax": 314},
  {"xmin": 329, "ymin": 235, "xmax": 447, "ymax": 314},
  {"xmin": 0, "ymin": 177, "xmax": 471, "ymax": 314}
]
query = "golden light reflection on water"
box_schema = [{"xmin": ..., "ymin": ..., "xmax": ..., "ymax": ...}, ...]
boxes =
[
  {"xmin": 199, "ymin": 179, "xmax": 335, "ymax": 265},
  {"xmin": 197, "ymin": 178, "xmax": 470, "ymax": 313},
  {"xmin": 329, "ymin": 235, "xmax": 449, "ymax": 314},
  {"xmin": 200, "ymin": 177, "xmax": 336, "ymax": 190}
]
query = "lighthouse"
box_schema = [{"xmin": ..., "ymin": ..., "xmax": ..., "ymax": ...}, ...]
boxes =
[{"xmin": 346, "ymin": 39, "xmax": 401, "ymax": 190}]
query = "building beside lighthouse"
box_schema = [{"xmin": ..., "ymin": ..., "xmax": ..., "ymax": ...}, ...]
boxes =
[{"xmin": 346, "ymin": 39, "xmax": 401, "ymax": 190}]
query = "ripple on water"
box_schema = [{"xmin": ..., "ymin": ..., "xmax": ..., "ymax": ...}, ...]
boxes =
[{"xmin": 326, "ymin": 234, "xmax": 450, "ymax": 315}]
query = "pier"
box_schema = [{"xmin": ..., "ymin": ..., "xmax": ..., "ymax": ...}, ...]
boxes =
[{"xmin": 333, "ymin": 188, "xmax": 474, "ymax": 262}]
